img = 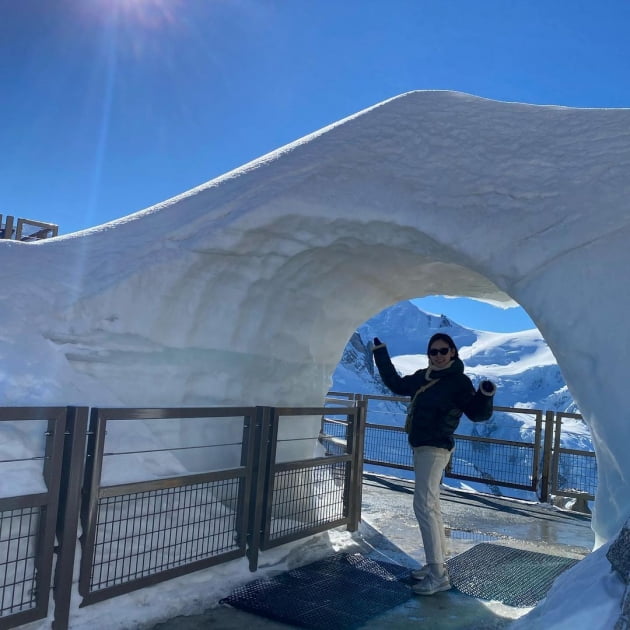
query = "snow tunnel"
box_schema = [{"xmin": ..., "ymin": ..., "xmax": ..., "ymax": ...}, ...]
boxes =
[{"xmin": 3, "ymin": 90, "xmax": 630, "ymax": 547}]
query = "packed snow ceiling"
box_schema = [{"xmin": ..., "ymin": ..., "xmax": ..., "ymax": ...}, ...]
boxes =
[{"xmin": 2, "ymin": 90, "xmax": 629, "ymax": 544}]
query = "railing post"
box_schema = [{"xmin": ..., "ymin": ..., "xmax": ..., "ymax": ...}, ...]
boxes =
[
  {"xmin": 539, "ymin": 410, "xmax": 555, "ymax": 503},
  {"xmin": 77, "ymin": 408, "xmax": 108, "ymax": 601},
  {"xmin": 31, "ymin": 410, "xmax": 68, "ymax": 626},
  {"xmin": 246, "ymin": 406, "xmax": 273, "ymax": 572},
  {"xmin": 551, "ymin": 411, "xmax": 564, "ymax": 498},
  {"xmin": 2, "ymin": 214, "xmax": 14, "ymax": 239},
  {"xmin": 347, "ymin": 397, "xmax": 367, "ymax": 531},
  {"xmin": 53, "ymin": 407, "xmax": 89, "ymax": 630}
]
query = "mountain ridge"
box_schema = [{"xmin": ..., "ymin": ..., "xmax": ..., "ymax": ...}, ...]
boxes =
[{"xmin": 332, "ymin": 300, "xmax": 577, "ymax": 414}]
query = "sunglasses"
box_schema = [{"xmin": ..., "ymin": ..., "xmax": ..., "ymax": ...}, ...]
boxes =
[{"xmin": 429, "ymin": 347, "xmax": 451, "ymax": 356}]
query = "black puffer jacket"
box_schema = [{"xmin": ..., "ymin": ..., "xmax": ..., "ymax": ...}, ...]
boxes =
[{"xmin": 373, "ymin": 343, "xmax": 494, "ymax": 450}]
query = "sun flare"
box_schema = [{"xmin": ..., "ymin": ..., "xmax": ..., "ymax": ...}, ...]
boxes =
[{"xmin": 86, "ymin": 0, "xmax": 183, "ymax": 30}]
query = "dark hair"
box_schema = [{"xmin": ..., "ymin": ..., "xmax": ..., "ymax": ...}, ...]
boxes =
[{"xmin": 427, "ymin": 333, "xmax": 459, "ymax": 358}]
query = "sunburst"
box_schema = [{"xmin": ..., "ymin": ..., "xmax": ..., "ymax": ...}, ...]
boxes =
[{"xmin": 82, "ymin": 0, "xmax": 183, "ymax": 30}]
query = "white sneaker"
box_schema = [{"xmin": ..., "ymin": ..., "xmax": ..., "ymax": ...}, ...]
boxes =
[
  {"xmin": 410, "ymin": 565, "xmax": 431, "ymax": 580},
  {"xmin": 411, "ymin": 564, "xmax": 447, "ymax": 581},
  {"xmin": 411, "ymin": 573, "xmax": 452, "ymax": 596}
]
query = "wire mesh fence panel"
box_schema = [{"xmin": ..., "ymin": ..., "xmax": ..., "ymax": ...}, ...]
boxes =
[
  {"xmin": 80, "ymin": 407, "xmax": 257, "ymax": 604},
  {"xmin": 353, "ymin": 404, "xmax": 545, "ymax": 493},
  {"xmin": 0, "ymin": 408, "xmax": 67, "ymax": 629},
  {"xmin": 0, "ymin": 505, "xmax": 40, "ymax": 618},
  {"xmin": 449, "ymin": 438, "xmax": 537, "ymax": 490},
  {"xmin": 362, "ymin": 395, "xmax": 408, "ymax": 428},
  {"xmin": 268, "ymin": 460, "xmax": 349, "ymax": 541},
  {"xmin": 553, "ymin": 450, "xmax": 597, "ymax": 497},
  {"xmin": 321, "ymin": 419, "xmax": 348, "ymax": 440},
  {"xmin": 88, "ymin": 478, "xmax": 242, "ymax": 593},
  {"xmin": 263, "ymin": 407, "xmax": 360, "ymax": 549},
  {"xmin": 551, "ymin": 413, "xmax": 596, "ymax": 500},
  {"xmin": 364, "ymin": 425, "xmax": 413, "ymax": 470},
  {"xmin": 320, "ymin": 419, "xmax": 349, "ymax": 457}
]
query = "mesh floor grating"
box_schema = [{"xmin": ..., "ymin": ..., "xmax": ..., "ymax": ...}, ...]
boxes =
[
  {"xmin": 446, "ymin": 542, "xmax": 580, "ymax": 607},
  {"xmin": 220, "ymin": 552, "xmax": 413, "ymax": 629}
]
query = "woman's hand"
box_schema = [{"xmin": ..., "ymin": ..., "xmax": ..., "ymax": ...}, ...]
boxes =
[{"xmin": 479, "ymin": 380, "xmax": 496, "ymax": 396}]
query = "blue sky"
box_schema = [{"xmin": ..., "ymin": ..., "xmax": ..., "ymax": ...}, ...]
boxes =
[
  {"xmin": 2, "ymin": 0, "xmax": 629, "ymax": 331},
  {"xmin": 412, "ymin": 296, "xmax": 535, "ymax": 333}
]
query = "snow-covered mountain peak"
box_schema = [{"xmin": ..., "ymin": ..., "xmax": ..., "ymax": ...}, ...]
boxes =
[
  {"xmin": 461, "ymin": 329, "xmax": 555, "ymax": 371},
  {"xmin": 332, "ymin": 300, "xmax": 576, "ymax": 413}
]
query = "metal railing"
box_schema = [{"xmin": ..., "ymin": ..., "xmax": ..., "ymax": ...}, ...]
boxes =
[
  {"xmin": 0, "ymin": 404, "xmax": 363, "ymax": 629},
  {"xmin": 0, "ymin": 396, "xmax": 594, "ymax": 629},
  {"xmin": 251, "ymin": 406, "xmax": 365, "ymax": 568},
  {"xmin": 0, "ymin": 407, "xmax": 77, "ymax": 630},
  {"xmin": 323, "ymin": 393, "xmax": 596, "ymax": 503},
  {"xmin": 447, "ymin": 406, "xmax": 544, "ymax": 494},
  {"xmin": 78, "ymin": 406, "xmax": 258, "ymax": 605},
  {"xmin": 0, "ymin": 215, "xmax": 58, "ymax": 241},
  {"xmin": 551, "ymin": 412, "xmax": 597, "ymax": 500}
]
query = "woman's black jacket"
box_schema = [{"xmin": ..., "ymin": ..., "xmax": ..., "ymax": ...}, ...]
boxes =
[{"xmin": 373, "ymin": 343, "xmax": 495, "ymax": 451}]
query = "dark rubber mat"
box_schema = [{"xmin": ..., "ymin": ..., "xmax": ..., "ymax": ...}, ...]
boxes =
[
  {"xmin": 446, "ymin": 542, "xmax": 580, "ymax": 607},
  {"xmin": 220, "ymin": 552, "xmax": 413, "ymax": 629}
]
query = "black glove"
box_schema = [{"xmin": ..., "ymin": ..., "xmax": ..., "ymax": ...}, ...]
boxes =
[
  {"xmin": 480, "ymin": 380, "xmax": 496, "ymax": 395},
  {"xmin": 373, "ymin": 337, "xmax": 383, "ymax": 347}
]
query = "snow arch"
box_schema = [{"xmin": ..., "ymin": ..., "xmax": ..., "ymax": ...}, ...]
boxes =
[{"xmin": 2, "ymin": 91, "xmax": 630, "ymax": 545}]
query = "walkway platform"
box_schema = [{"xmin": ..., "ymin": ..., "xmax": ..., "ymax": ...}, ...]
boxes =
[{"xmin": 153, "ymin": 475, "xmax": 594, "ymax": 629}]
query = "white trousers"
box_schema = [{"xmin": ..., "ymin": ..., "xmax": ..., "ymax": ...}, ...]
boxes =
[{"xmin": 412, "ymin": 445, "xmax": 452, "ymax": 565}]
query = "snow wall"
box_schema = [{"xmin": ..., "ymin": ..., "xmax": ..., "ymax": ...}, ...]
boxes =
[{"xmin": 1, "ymin": 90, "xmax": 629, "ymax": 546}]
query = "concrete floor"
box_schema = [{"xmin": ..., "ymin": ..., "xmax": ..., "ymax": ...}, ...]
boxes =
[{"xmin": 152, "ymin": 475, "xmax": 594, "ymax": 630}]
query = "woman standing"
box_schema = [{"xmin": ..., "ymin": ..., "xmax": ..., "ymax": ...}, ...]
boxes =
[{"xmin": 372, "ymin": 332, "xmax": 496, "ymax": 595}]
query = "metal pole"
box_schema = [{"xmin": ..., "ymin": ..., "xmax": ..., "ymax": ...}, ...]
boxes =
[
  {"xmin": 539, "ymin": 410, "xmax": 555, "ymax": 503},
  {"xmin": 246, "ymin": 406, "xmax": 273, "ymax": 572},
  {"xmin": 347, "ymin": 397, "xmax": 367, "ymax": 531},
  {"xmin": 53, "ymin": 407, "xmax": 89, "ymax": 630},
  {"xmin": 3, "ymin": 215, "xmax": 14, "ymax": 239},
  {"xmin": 550, "ymin": 411, "xmax": 564, "ymax": 498},
  {"xmin": 77, "ymin": 408, "xmax": 108, "ymax": 600}
]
